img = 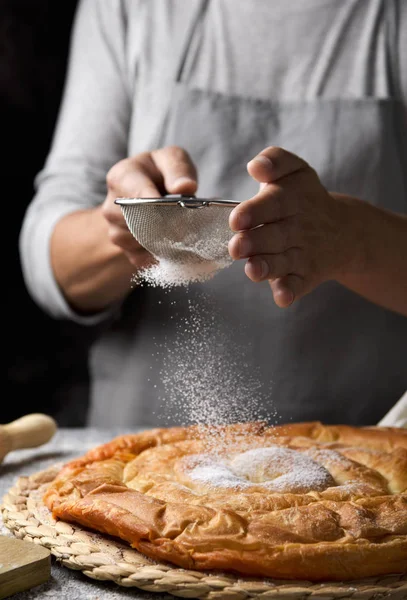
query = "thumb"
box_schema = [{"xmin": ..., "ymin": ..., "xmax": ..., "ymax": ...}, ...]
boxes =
[{"xmin": 247, "ymin": 146, "xmax": 309, "ymax": 185}]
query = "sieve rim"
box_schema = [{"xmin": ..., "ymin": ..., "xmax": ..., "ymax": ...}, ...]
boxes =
[{"xmin": 115, "ymin": 195, "xmax": 240, "ymax": 208}]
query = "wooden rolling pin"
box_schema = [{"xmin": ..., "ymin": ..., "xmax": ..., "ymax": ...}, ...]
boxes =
[{"xmin": 0, "ymin": 413, "xmax": 57, "ymax": 463}]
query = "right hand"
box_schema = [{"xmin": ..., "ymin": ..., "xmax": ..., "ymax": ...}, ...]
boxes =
[{"xmin": 102, "ymin": 146, "xmax": 198, "ymax": 267}]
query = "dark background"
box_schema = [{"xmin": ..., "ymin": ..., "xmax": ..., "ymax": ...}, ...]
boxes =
[{"xmin": 3, "ymin": 0, "xmax": 93, "ymax": 426}]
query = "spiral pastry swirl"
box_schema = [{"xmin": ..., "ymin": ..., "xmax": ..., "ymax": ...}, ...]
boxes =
[{"xmin": 44, "ymin": 421, "xmax": 407, "ymax": 581}]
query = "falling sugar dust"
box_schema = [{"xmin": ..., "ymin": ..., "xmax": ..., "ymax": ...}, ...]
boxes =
[
  {"xmin": 151, "ymin": 291, "xmax": 280, "ymax": 433},
  {"xmin": 132, "ymin": 241, "xmax": 233, "ymax": 288},
  {"xmin": 130, "ymin": 229, "xmax": 279, "ymax": 437}
]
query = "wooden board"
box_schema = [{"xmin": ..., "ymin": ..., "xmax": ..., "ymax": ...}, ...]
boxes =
[{"xmin": 0, "ymin": 535, "xmax": 50, "ymax": 599}]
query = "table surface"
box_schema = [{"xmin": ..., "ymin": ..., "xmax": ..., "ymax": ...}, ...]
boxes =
[{"xmin": 0, "ymin": 427, "xmax": 170, "ymax": 600}]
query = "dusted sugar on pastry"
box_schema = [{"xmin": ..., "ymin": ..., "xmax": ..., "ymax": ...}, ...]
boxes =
[{"xmin": 43, "ymin": 421, "xmax": 407, "ymax": 581}]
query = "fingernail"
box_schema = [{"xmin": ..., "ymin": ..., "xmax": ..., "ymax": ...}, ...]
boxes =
[
  {"xmin": 172, "ymin": 176, "xmax": 196, "ymax": 190},
  {"xmin": 248, "ymin": 155, "xmax": 274, "ymax": 171},
  {"xmin": 252, "ymin": 258, "xmax": 269, "ymax": 279},
  {"xmin": 259, "ymin": 259, "xmax": 269, "ymax": 278},
  {"xmin": 286, "ymin": 290, "xmax": 295, "ymax": 306},
  {"xmin": 247, "ymin": 258, "xmax": 268, "ymax": 280},
  {"xmin": 231, "ymin": 209, "xmax": 251, "ymax": 230},
  {"xmin": 238, "ymin": 237, "xmax": 251, "ymax": 258}
]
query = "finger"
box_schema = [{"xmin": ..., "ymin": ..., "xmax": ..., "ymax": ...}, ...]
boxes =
[
  {"xmin": 244, "ymin": 249, "xmax": 304, "ymax": 282},
  {"xmin": 228, "ymin": 219, "xmax": 300, "ymax": 259},
  {"xmin": 229, "ymin": 185, "xmax": 298, "ymax": 231},
  {"xmin": 247, "ymin": 146, "xmax": 309, "ymax": 184},
  {"xmin": 103, "ymin": 172, "xmax": 161, "ymax": 228},
  {"xmin": 124, "ymin": 249, "xmax": 156, "ymax": 268},
  {"xmin": 107, "ymin": 157, "xmax": 162, "ymax": 201},
  {"xmin": 107, "ymin": 226, "xmax": 142, "ymax": 252},
  {"xmin": 152, "ymin": 146, "xmax": 198, "ymax": 194},
  {"xmin": 119, "ymin": 169, "xmax": 162, "ymax": 199},
  {"xmin": 269, "ymin": 275, "xmax": 310, "ymax": 308}
]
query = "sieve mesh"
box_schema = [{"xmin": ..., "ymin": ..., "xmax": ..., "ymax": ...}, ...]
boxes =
[{"xmin": 117, "ymin": 197, "xmax": 239, "ymax": 266}]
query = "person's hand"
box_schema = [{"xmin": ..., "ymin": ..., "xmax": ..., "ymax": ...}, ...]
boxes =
[
  {"xmin": 102, "ymin": 146, "xmax": 198, "ymax": 267},
  {"xmin": 228, "ymin": 147, "xmax": 362, "ymax": 308}
]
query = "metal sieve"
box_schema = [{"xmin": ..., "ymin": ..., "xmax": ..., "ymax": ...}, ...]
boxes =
[{"xmin": 115, "ymin": 195, "xmax": 240, "ymax": 264}]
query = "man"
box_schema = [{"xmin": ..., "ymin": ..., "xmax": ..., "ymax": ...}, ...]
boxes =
[{"xmin": 20, "ymin": 0, "xmax": 407, "ymax": 427}]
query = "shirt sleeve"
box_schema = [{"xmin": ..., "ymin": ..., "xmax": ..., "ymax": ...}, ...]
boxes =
[{"xmin": 19, "ymin": 0, "xmax": 133, "ymax": 323}]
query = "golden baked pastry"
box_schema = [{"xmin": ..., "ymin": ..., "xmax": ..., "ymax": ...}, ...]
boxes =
[{"xmin": 44, "ymin": 421, "xmax": 407, "ymax": 581}]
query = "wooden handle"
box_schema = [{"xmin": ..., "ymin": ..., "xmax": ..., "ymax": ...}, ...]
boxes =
[{"xmin": 2, "ymin": 413, "xmax": 57, "ymax": 452}]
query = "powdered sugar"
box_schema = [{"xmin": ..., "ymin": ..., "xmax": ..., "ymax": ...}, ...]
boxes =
[
  {"xmin": 131, "ymin": 207, "xmax": 278, "ymax": 446},
  {"xmin": 182, "ymin": 446, "xmax": 334, "ymax": 493},
  {"xmin": 183, "ymin": 454, "xmax": 248, "ymax": 489},
  {"xmin": 130, "ymin": 209, "xmax": 234, "ymax": 287},
  {"xmin": 134, "ymin": 254, "xmax": 232, "ymax": 288},
  {"xmin": 156, "ymin": 294, "xmax": 276, "ymax": 434},
  {"xmin": 233, "ymin": 447, "xmax": 334, "ymax": 492},
  {"xmin": 304, "ymin": 448, "xmax": 354, "ymax": 468}
]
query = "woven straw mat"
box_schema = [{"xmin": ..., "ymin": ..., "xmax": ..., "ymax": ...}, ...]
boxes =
[{"xmin": 1, "ymin": 466, "xmax": 407, "ymax": 599}]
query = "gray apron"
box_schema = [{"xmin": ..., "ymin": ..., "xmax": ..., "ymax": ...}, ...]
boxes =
[{"xmin": 89, "ymin": 0, "xmax": 407, "ymax": 428}]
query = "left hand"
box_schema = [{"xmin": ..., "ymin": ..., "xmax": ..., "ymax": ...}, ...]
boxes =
[{"xmin": 228, "ymin": 146, "xmax": 361, "ymax": 308}]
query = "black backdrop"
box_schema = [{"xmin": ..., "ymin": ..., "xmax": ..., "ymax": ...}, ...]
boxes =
[{"xmin": 3, "ymin": 1, "xmax": 95, "ymax": 426}]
